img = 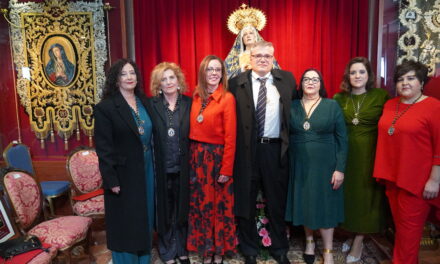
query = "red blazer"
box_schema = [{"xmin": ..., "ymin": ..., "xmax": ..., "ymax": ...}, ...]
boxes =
[{"xmin": 189, "ymin": 85, "xmax": 237, "ymax": 176}]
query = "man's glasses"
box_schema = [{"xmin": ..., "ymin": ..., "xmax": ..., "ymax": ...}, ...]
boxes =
[{"xmin": 251, "ymin": 54, "xmax": 274, "ymax": 61}]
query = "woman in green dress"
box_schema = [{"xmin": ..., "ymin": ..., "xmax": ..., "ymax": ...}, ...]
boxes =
[
  {"xmin": 333, "ymin": 57, "xmax": 389, "ymax": 263},
  {"xmin": 285, "ymin": 69, "xmax": 347, "ymax": 264}
]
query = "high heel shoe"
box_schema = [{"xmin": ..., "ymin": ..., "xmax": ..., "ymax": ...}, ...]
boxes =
[
  {"xmin": 346, "ymin": 243, "xmax": 363, "ymax": 263},
  {"xmin": 302, "ymin": 239, "xmax": 315, "ymax": 264},
  {"xmin": 322, "ymin": 249, "xmax": 334, "ymax": 264}
]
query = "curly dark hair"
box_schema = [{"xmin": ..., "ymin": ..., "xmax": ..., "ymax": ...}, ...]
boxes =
[
  {"xmin": 394, "ymin": 59, "xmax": 429, "ymax": 85},
  {"xmin": 340, "ymin": 57, "xmax": 375, "ymax": 92},
  {"xmin": 298, "ymin": 68, "xmax": 328, "ymax": 98},
  {"xmin": 101, "ymin": 59, "xmax": 146, "ymax": 100}
]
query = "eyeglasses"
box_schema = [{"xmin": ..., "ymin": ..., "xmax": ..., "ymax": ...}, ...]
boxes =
[
  {"xmin": 206, "ymin": 68, "xmax": 222, "ymax": 74},
  {"xmin": 251, "ymin": 54, "xmax": 274, "ymax": 61},
  {"xmin": 303, "ymin": 77, "xmax": 320, "ymax": 84}
]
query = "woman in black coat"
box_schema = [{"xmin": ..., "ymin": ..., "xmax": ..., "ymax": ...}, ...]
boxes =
[
  {"xmin": 94, "ymin": 59, "xmax": 154, "ymax": 264},
  {"xmin": 146, "ymin": 62, "xmax": 191, "ymax": 264}
]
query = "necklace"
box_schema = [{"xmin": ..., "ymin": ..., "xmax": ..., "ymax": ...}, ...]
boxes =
[
  {"xmin": 388, "ymin": 93, "xmax": 423, "ymax": 136},
  {"xmin": 165, "ymin": 95, "xmax": 180, "ymax": 137},
  {"xmin": 300, "ymin": 97, "xmax": 321, "ymax": 130},
  {"xmin": 196, "ymin": 97, "xmax": 213, "ymax": 123},
  {"xmin": 350, "ymin": 92, "xmax": 368, "ymax": 125},
  {"xmin": 130, "ymin": 99, "xmax": 145, "ymax": 135}
]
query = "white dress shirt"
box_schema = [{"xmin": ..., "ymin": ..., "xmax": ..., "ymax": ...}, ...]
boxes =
[{"xmin": 251, "ymin": 71, "xmax": 281, "ymax": 138}]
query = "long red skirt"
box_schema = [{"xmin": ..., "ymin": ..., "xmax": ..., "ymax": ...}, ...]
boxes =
[{"xmin": 187, "ymin": 141, "xmax": 237, "ymax": 257}]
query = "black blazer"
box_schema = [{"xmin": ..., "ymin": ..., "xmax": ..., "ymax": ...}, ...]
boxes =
[
  {"xmin": 94, "ymin": 91, "xmax": 152, "ymax": 252},
  {"xmin": 229, "ymin": 69, "xmax": 298, "ymax": 218},
  {"xmin": 146, "ymin": 95, "xmax": 191, "ymax": 234}
]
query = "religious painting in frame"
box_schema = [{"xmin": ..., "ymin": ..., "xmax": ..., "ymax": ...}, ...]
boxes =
[
  {"xmin": 42, "ymin": 35, "xmax": 78, "ymax": 87},
  {"xmin": 8, "ymin": 0, "xmax": 108, "ymax": 148}
]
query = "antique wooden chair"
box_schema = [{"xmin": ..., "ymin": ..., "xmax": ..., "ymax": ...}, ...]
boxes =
[
  {"xmin": 3, "ymin": 141, "xmax": 71, "ymax": 216},
  {"xmin": 66, "ymin": 147, "xmax": 104, "ymax": 219},
  {"xmin": 1, "ymin": 169, "xmax": 92, "ymax": 263}
]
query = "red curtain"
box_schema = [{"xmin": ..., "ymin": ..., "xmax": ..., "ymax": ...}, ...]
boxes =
[{"xmin": 133, "ymin": 0, "xmax": 369, "ymax": 97}]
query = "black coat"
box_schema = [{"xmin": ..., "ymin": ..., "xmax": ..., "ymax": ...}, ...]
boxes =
[
  {"xmin": 146, "ymin": 95, "xmax": 191, "ymax": 234},
  {"xmin": 94, "ymin": 92, "xmax": 152, "ymax": 252},
  {"xmin": 228, "ymin": 69, "xmax": 298, "ymax": 218}
]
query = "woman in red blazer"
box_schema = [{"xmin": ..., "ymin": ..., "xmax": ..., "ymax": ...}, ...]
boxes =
[{"xmin": 187, "ymin": 55, "xmax": 237, "ymax": 264}]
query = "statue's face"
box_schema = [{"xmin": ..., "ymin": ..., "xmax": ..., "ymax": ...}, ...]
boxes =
[{"xmin": 242, "ymin": 27, "xmax": 256, "ymax": 46}]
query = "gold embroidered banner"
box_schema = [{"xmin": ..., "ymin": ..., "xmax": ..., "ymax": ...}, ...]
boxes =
[
  {"xmin": 397, "ymin": 0, "xmax": 440, "ymax": 76},
  {"xmin": 8, "ymin": 0, "xmax": 107, "ymax": 148}
]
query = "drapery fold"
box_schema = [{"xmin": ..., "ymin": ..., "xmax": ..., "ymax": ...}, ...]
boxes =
[{"xmin": 134, "ymin": 0, "xmax": 369, "ymax": 97}]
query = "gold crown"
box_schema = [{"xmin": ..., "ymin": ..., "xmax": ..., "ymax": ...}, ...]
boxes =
[{"xmin": 227, "ymin": 4, "xmax": 267, "ymax": 35}]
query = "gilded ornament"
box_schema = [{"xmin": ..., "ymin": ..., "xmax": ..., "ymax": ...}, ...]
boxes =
[
  {"xmin": 8, "ymin": 0, "xmax": 107, "ymax": 148},
  {"xmin": 227, "ymin": 4, "xmax": 267, "ymax": 34}
]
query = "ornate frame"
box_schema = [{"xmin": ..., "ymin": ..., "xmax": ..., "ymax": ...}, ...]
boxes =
[
  {"xmin": 397, "ymin": 0, "xmax": 440, "ymax": 76},
  {"xmin": 8, "ymin": 0, "xmax": 107, "ymax": 148}
]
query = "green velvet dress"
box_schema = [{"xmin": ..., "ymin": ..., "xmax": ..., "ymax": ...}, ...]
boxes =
[
  {"xmin": 285, "ymin": 98, "xmax": 347, "ymax": 229},
  {"xmin": 333, "ymin": 88, "xmax": 388, "ymax": 233}
]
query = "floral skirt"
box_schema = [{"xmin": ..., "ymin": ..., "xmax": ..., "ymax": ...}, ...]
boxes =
[{"xmin": 187, "ymin": 141, "xmax": 237, "ymax": 257}]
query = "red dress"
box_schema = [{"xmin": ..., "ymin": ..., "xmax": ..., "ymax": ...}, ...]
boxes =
[{"xmin": 187, "ymin": 86, "xmax": 237, "ymax": 257}]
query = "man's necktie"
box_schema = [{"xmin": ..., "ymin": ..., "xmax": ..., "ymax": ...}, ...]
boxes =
[{"xmin": 256, "ymin": 78, "xmax": 267, "ymax": 137}]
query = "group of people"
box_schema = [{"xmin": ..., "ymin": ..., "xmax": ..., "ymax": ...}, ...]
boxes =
[{"xmin": 94, "ymin": 38, "xmax": 440, "ymax": 264}]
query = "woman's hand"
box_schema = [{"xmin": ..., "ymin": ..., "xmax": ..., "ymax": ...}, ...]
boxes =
[
  {"xmin": 111, "ymin": 186, "xmax": 121, "ymax": 194},
  {"xmin": 423, "ymin": 178, "xmax": 439, "ymax": 199},
  {"xmin": 331, "ymin": 171, "xmax": 344, "ymax": 190},
  {"xmin": 217, "ymin": 175, "xmax": 230, "ymax": 183},
  {"xmin": 424, "ymin": 165, "xmax": 440, "ymax": 199}
]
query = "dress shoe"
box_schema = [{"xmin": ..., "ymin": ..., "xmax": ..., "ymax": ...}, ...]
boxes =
[
  {"xmin": 272, "ymin": 254, "xmax": 290, "ymax": 264},
  {"xmin": 346, "ymin": 243, "xmax": 363, "ymax": 263},
  {"xmin": 302, "ymin": 253, "xmax": 315, "ymax": 264},
  {"xmin": 244, "ymin": 255, "xmax": 257, "ymax": 264}
]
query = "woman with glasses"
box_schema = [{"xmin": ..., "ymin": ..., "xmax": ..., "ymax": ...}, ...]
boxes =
[
  {"xmin": 285, "ymin": 69, "xmax": 347, "ymax": 264},
  {"xmin": 333, "ymin": 57, "xmax": 389, "ymax": 263},
  {"xmin": 374, "ymin": 60, "xmax": 440, "ymax": 264},
  {"xmin": 147, "ymin": 62, "xmax": 191, "ymax": 264},
  {"xmin": 187, "ymin": 55, "xmax": 237, "ymax": 264}
]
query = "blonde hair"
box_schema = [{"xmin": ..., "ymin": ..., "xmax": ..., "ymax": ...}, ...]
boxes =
[
  {"xmin": 150, "ymin": 62, "xmax": 187, "ymax": 96},
  {"xmin": 195, "ymin": 55, "xmax": 228, "ymax": 100},
  {"xmin": 249, "ymin": 40, "xmax": 274, "ymax": 53}
]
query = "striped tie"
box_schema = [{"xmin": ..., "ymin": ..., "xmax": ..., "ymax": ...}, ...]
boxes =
[{"xmin": 256, "ymin": 78, "xmax": 267, "ymax": 137}]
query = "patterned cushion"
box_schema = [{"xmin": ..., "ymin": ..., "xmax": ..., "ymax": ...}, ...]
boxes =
[
  {"xmin": 69, "ymin": 150, "xmax": 102, "ymax": 193},
  {"xmin": 72, "ymin": 195, "xmax": 105, "ymax": 216},
  {"xmin": 29, "ymin": 216, "xmax": 92, "ymax": 251},
  {"xmin": 3, "ymin": 172, "xmax": 41, "ymax": 229}
]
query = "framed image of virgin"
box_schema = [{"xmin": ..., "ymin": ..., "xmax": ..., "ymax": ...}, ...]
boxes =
[
  {"xmin": 8, "ymin": 0, "xmax": 108, "ymax": 149},
  {"xmin": 42, "ymin": 36, "xmax": 77, "ymax": 87}
]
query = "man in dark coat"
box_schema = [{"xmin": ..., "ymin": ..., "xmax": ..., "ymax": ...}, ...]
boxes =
[{"xmin": 229, "ymin": 41, "xmax": 298, "ymax": 264}]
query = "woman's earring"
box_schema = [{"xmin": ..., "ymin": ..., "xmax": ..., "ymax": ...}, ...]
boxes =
[
  {"xmin": 177, "ymin": 86, "xmax": 181, "ymax": 90},
  {"xmin": 159, "ymin": 90, "xmax": 163, "ymax": 94}
]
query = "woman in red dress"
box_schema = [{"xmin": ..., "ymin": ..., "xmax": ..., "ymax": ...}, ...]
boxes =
[
  {"xmin": 374, "ymin": 60, "xmax": 440, "ymax": 264},
  {"xmin": 187, "ymin": 55, "xmax": 237, "ymax": 264}
]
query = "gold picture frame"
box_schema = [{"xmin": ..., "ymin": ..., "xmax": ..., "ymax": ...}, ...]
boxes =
[{"xmin": 8, "ymin": 0, "xmax": 108, "ymax": 149}]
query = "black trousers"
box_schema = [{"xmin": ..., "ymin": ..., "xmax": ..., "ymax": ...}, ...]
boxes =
[
  {"xmin": 158, "ymin": 173, "xmax": 188, "ymax": 261},
  {"xmin": 237, "ymin": 142, "xmax": 289, "ymax": 256}
]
